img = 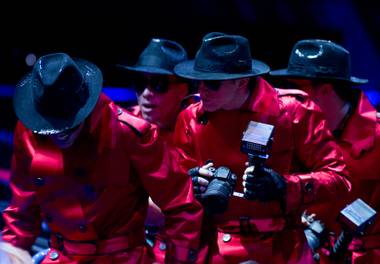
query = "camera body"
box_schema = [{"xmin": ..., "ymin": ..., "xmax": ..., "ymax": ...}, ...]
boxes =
[{"xmin": 202, "ymin": 166, "xmax": 237, "ymax": 214}]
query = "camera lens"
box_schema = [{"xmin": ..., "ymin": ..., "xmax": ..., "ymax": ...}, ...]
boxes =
[{"xmin": 203, "ymin": 180, "xmax": 232, "ymax": 214}]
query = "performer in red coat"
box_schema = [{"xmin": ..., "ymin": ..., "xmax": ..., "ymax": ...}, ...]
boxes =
[
  {"xmin": 271, "ymin": 39, "xmax": 380, "ymax": 263},
  {"xmin": 173, "ymin": 32, "xmax": 351, "ymax": 263},
  {"xmin": 1, "ymin": 53, "xmax": 202, "ymax": 263},
  {"xmin": 118, "ymin": 38, "xmax": 199, "ymax": 263}
]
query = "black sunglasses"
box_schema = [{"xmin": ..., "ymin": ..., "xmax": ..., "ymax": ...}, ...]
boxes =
[
  {"xmin": 194, "ymin": 80, "xmax": 222, "ymax": 91},
  {"xmin": 134, "ymin": 75, "xmax": 171, "ymax": 94}
]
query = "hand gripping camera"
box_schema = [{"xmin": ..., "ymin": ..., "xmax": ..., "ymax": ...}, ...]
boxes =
[
  {"xmin": 202, "ymin": 165, "xmax": 237, "ymax": 214},
  {"xmin": 235, "ymin": 120, "xmax": 274, "ymax": 198}
]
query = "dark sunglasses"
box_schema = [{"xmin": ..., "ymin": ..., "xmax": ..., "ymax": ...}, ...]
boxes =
[
  {"xmin": 134, "ymin": 75, "xmax": 171, "ymax": 94},
  {"xmin": 194, "ymin": 80, "xmax": 222, "ymax": 91}
]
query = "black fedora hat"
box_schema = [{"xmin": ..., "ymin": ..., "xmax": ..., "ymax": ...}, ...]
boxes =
[
  {"xmin": 13, "ymin": 53, "xmax": 103, "ymax": 135},
  {"xmin": 118, "ymin": 38, "xmax": 188, "ymax": 75},
  {"xmin": 174, "ymin": 32, "xmax": 270, "ymax": 80},
  {"xmin": 270, "ymin": 39, "xmax": 368, "ymax": 84}
]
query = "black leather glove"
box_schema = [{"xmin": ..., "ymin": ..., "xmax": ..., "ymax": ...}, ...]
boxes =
[
  {"xmin": 302, "ymin": 212, "xmax": 329, "ymax": 262},
  {"xmin": 243, "ymin": 166, "xmax": 286, "ymax": 202},
  {"xmin": 188, "ymin": 166, "xmax": 203, "ymax": 199}
]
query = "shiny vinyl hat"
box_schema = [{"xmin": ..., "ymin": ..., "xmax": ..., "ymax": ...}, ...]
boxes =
[
  {"xmin": 270, "ymin": 39, "xmax": 368, "ymax": 84},
  {"xmin": 118, "ymin": 38, "xmax": 188, "ymax": 75},
  {"xmin": 13, "ymin": 53, "xmax": 103, "ymax": 135},
  {"xmin": 174, "ymin": 32, "xmax": 270, "ymax": 80}
]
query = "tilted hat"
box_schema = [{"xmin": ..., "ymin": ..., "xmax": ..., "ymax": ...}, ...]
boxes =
[
  {"xmin": 13, "ymin": 52, "xmax": 103, "ymax": 135},
  {"xmin": 270, "ymin": 39, "xmax": 368, "ymax": 84},
  {"xmin": 174, "ymin": 32, "xmax": 270, "ymax": 80},
  {"xmin": 118, "ymin": 38, "xmax": 188, "ymax": 75}
]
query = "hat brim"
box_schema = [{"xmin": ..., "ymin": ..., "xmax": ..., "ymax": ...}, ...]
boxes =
[
  {"xmin": 117, "ymin": 64, "xmax": 174, "ymax": 75},
  {"xmin": 174, "ymin": 59, "xmax": 270, "ymax": 80},
  {"xmin": 13, "ymin": 58, "xmax": 103, "ymax": 135},
  {"xmin": 269, "ymin": 68, "xmax": 368, "ymax": 85}
]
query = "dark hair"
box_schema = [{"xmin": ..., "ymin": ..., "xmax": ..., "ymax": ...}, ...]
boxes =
[
  {"xmin": 179, "ymin": 77, "xmax": 196, "ymax": 94},
  {"xmin": 311, "ymin": 79, "xmax": 360, "ymax": 106}
]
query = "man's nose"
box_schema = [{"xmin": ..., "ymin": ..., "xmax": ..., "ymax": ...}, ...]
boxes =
[{"xmin": 141, "ymin": 86, "xmax": 155, "ymax": 97}]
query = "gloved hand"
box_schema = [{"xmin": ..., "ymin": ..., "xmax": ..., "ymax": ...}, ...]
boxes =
[
  {"xmin": 302, "ymin": 212, "xmax": 329, "ymax": 262},
  {"xmin": 188, "ymin": 162, "xmax": 214, "ymax": 200},
  {"xmin": 243, "ymin": 165, "xmax": 286, "ymax": 202}
]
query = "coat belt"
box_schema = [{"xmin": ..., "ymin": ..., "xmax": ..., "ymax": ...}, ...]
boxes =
[
  {"xmin": 350, "ymin": 233, "xmax": 380, "ymax": 250},
  {"xmin": 50, "ymin": 230, "xmax": 145, "ymax": 255},
  {"xmin": 216, "ymin": 217, "xmax": 288, "ymax": 233}
]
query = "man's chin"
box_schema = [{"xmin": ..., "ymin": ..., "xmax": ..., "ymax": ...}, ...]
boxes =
[{"xmin": 142, "ymin": 113, "xmax": 156, "ymax": 123}]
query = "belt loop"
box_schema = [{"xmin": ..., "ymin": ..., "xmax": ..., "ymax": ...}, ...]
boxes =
[{"xmin": 240, "ymin": 216, "xmax": 252, "ymax": 234}]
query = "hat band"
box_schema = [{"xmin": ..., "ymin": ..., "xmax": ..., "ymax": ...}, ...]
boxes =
[
  {"xmin": 194, "ymin": 59, "xmax": 252, "ymax": 74},
  {"xmin": 288, "ymin": 63, "xmax": 350, "ymax": 79},
  {"xmin": 137, "ymin": 56, "xmax": 173, "ymax": 72}
]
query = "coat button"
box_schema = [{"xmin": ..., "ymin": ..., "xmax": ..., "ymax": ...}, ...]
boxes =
[
  {"xmin": 304, "ymin": 182, "xmax": 313, "ymax": 192},
  {"xmin": 222, "ymin": 233, "xmax": 231, "ymax": 242},
  {"xmin": 79, "ymin": 224, "xmax": 87, "ymax": 233},
  {"xmin": 159, "ymin": 242, "xmax": 166, "ymax": 251},
  {"xmin": 197, "ymin": 114, "xmax": 208, "ymax": 125},
  {"xmin": 34, "ymin": 177, "xmax": 45, "ymax": 186},
  {"xmin": 49, "ymin": 251, "xmax": 59, "ymax": 260},
  {"xmin": 188, "ymin": 249, "xmax": 197, "ymax": 262}
]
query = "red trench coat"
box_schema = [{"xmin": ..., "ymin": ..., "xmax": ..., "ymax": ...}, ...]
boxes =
[
  {"xmin": 173, "ymin": 77, "xmax": 351, "ymax": 263},
  {"xmin": 129, "ymin": 102, "xmax": 198, "ymax": 263},
  {"xmin": 2, "ymin": 94, "xmax": 203, "ymax": 263},
  {"xmin": 310, "ymin": 91, "xmax": 380, "ymax": 263}
]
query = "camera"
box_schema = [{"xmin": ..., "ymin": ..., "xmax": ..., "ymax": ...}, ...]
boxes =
[
  {"xmin": 240, "ymin": 120, "xmax": 274, "ymax": 167},
  {"xmin": 303, "ymin": 199, "xmax": 377, "ymax": 261},
  {"xmin": 330, "ymin": 198, "xmax": 376, "ymax": 260},
  {"xmin": 202, "ymin": 166, "xmax": 237, "ymax": 214}
]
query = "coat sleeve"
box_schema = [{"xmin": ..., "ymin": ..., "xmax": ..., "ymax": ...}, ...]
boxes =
[
  {"xmin": 128, "ymin": 122, "xmax": 203, "ymax": 263},
  {"xmin": 1, "ymin": 123, "xmax": 42, "ymax": 250},
  {"xmin": 284, "ymin": 98, "xmax": 352, "ymax": 213}
]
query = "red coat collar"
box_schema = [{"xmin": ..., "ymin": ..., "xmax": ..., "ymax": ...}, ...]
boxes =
[
  {"xmin": 340, "ymin": 91, "xmax": 377, "ymax": 158},
  {"xmin": 243, "ymin": 77, "xmax": 281, "ymax": 116}
]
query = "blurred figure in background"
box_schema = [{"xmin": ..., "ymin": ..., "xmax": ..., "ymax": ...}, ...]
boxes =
[
  {"xmin": 1, "ymin": 52, "xmax": 202, "ymax": 263},
  {"xmin": 118, "ymin": 38, "xmax": 197, "ymax": 142},
  {"xmin": 118, "ymin": 38, "xmax": 199, "ymax": 263},
  {"xmin": 270, "ymin": 39, "xmax": 380, "ymax": 263}
]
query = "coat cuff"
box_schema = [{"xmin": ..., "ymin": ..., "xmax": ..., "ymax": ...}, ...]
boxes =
[
  {"xmin": 165, "ymin": 242, "xmax": 198, "ymax": 263},
  {"xmin": 286, "ymin": 174, "xmax": 315, "ymax": 212}
]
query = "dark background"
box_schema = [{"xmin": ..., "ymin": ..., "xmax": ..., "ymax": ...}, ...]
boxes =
[{"xmin": 1, "ymin": 0, "xmax": 380, "ymax": 172}]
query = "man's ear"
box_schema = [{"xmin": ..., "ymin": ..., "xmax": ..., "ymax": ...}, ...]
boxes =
[
  {"xmin": 318, "ymin": 82, "xmax": 334, "ymax": 95},
  {"xmin": 238, "ymin": 77, "xmax": 250, "ymax": 88}
]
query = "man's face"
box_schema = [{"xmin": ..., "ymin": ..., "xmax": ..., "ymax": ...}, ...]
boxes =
[
  {"xmin": 135, "ymin": 73, "xmax": 188, "ymax": 129},
  {"xmin": 198, "ymin": 79, "xmax": 244, "ymax": 112},
  {"xmin": 49, "ymin": 123, "xmax": 84, "ymax": 149},
  {"xmin": 286, "ymin": 79, "xmax": 324, "ymax": 105}
]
